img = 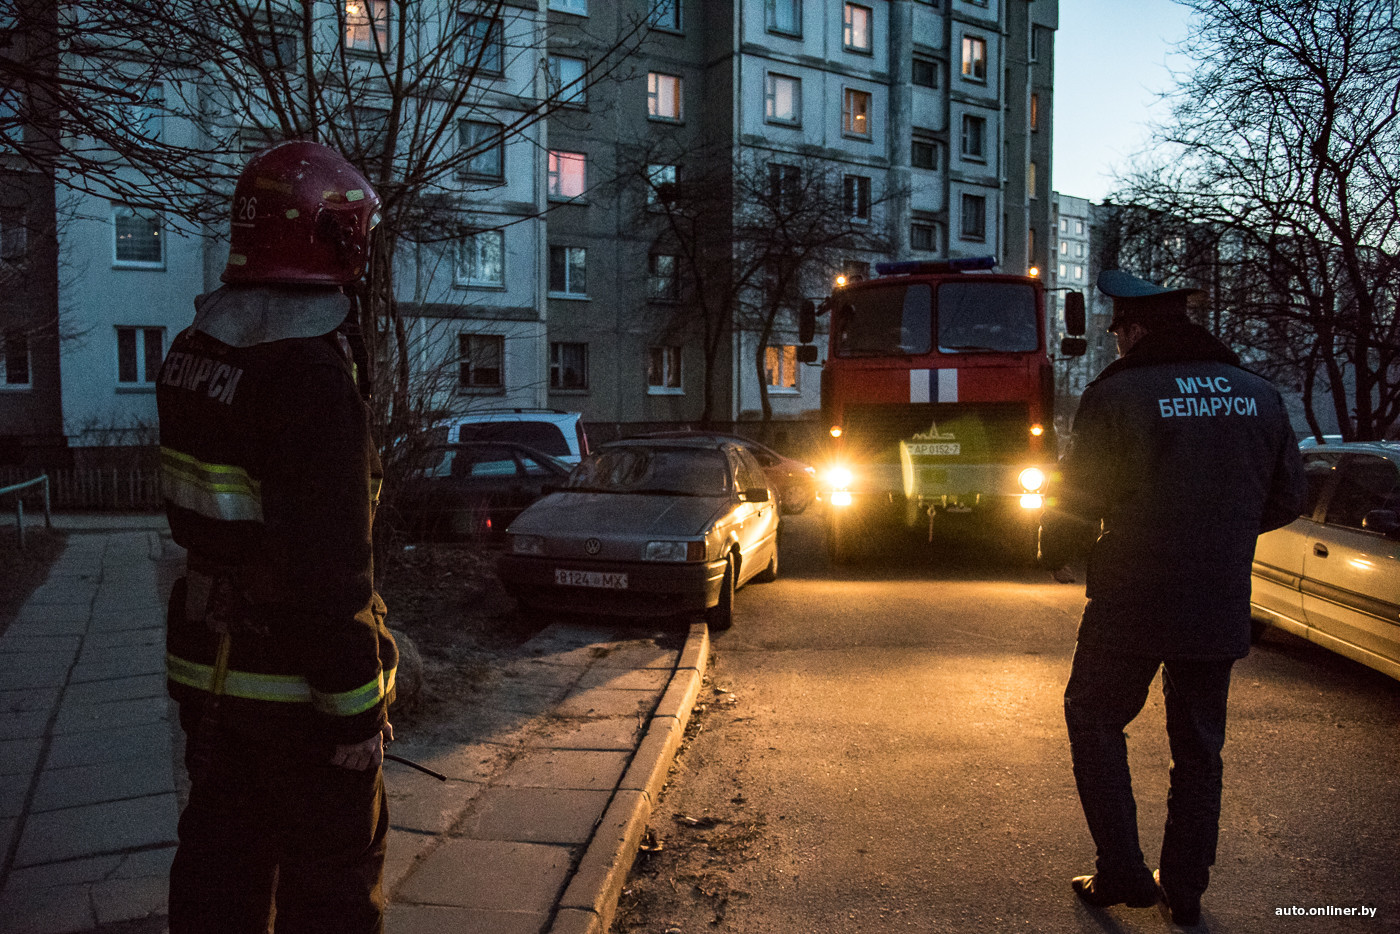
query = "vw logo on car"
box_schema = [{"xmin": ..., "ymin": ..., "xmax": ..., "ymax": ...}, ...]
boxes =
[{"xmin": 584, "ymin": 537, "xmax": 602, "ymax": 555}]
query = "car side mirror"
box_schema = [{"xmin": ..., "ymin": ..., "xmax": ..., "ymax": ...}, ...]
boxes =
[
  {"xmin": 741, "ymin": 488, "xmax": 770, "ymax": 503},
  {"xmin": 1060, "ymin": 336, "xmax": 1088, "ymax": 357},
  {"xmin": 1064, "ymin": 291, "xmax": 1086, "ymax": 336},
  {"xmin": 1362, "ymin": 508, "xmax": 1400, "ymax": 537}
]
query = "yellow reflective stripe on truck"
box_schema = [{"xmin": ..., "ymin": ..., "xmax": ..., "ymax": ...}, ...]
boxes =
[{"xmin": 160, "ymin": 447, "xmax": 264, "ymax": 523}]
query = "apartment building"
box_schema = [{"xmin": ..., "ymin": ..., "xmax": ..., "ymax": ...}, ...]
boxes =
[{"xmin": 0, "ymin": 0, "xmax": 1057, "ymax": 464}]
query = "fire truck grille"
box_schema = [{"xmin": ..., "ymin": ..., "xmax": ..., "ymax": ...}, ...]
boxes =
[{"xmin": 843, "ymin": 402, "xmax": 1033, "ymax": 463}]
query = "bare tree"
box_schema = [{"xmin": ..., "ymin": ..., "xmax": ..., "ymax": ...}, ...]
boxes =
[
  {"xmin": 1113, "ymin": 0, "xmax": 1400, "ymax": 439},
  {"xmin": 2, "ymin": 0, "xmax": 662, "ymax": 442},
  {"xmin": 629, "ymin": 145, "xmax": 895, "ymax": 427}
]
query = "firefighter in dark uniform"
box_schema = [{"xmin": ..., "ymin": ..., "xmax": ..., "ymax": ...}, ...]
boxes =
[
  {"xmin": 1040, "ymin": 269, "xmax": 1305, "ymax": 926},
  {"xmin": 157, "ymin": 140, "xmax": 397, "ymax": 934}
]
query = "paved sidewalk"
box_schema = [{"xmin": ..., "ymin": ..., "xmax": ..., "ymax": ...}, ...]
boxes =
[{"xmin": 0, "ymin": 515, "xmax": 707, "ymax": 934}]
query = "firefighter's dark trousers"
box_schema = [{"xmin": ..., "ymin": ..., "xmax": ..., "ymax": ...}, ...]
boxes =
[
  {"xmin": 169, "ymin": 701, "xmax": 388, "ymax": 934},
  {"xmin": 1063, "ymin": 643, "xmax": 1235, "ymax": 899}
]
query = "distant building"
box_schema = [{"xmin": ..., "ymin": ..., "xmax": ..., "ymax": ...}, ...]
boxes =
[{"xmin": 1, "ymin": 0, "xmax": 1060, "ymax": 466}]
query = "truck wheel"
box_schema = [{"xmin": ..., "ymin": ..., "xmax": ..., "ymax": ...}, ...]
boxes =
[
  {"xmin": 826, "ymin": 512, "xmax": 847, "ymax": 565},
  {"xmin": 706, "ymin": 555, "xmax": 735, "ymax": 630}
]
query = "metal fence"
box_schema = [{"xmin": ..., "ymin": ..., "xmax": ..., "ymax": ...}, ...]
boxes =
[{"xmin": 0, "ymin": 467, "xmax": 162, "ymax": 511}]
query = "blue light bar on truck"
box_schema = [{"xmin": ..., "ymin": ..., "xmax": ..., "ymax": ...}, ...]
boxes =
[{"xmin": 874, "ymin": 256, "xmax": 998, "ymax": 276}]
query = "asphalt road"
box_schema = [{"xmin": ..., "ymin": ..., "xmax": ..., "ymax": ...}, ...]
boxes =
[{"xmin": 614, "ymin": 511, "xmax": 1400, "ymax": 934}]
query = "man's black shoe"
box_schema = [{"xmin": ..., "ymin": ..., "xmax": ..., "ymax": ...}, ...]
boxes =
[
  {"xmin": 1070, "ymin": 873, "xmax": 1160, "ymax": 908},
  {"xmin": 1155, "ymin": 869, "xmax": 1203, "ymax": 926}
]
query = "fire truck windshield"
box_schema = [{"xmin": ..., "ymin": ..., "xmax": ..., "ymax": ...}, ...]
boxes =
[
  {"xmin": 936, "ymin": 282, "xmax": 1039, "ymax": 353},
  {"xmin": 834, "ymin": 283, "xmax": 932, "ymax": 356}
]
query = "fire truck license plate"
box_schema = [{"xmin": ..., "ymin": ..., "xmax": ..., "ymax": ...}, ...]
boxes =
[
  {"xmin": 907, "ymin": 442, "xmax": 961, "ymax": 456},
  {"xmin": 556, "ymin": 569, "xmax": 629, "ymax": 590}
]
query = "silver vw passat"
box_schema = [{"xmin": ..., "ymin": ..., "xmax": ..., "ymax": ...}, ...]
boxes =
[{"xmin": 500, "ymin": 438, "xmax": 780, "ymax": 629}]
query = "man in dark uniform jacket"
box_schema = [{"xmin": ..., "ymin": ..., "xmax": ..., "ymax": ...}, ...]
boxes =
[
  {"xmin": 1040, "ymin": 269, "xmax": 1305, "ymax": 926},
  {"xmin": 158, "ymin": 141, "xmax": 396, "ymax": 934}
]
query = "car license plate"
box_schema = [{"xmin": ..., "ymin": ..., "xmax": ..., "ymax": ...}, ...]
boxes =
[
  {"xmin": 906, "ymin": 442, "xmax": 960, "ymax": 456},
  {"xmin": 555, "ymin": 569, "xmax": 629, "ymax": 590}
]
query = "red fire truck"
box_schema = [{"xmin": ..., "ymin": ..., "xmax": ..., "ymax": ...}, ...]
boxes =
[{"xmin": 797, "ymin": 257, "xmax": 1087, "ymax": 562}]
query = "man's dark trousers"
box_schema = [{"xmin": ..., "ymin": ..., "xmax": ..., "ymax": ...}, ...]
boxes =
[
  {"xmin": 1064, "ymin": 642, "xmax": 1235, "ymax": 897},
  {"xmin": 169, "ymin": 703, "xmax": 388, "ymax": 934}
]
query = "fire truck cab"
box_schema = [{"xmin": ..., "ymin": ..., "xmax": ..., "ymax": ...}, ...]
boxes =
[{"xmin": 797, "ymin": 256, "xmax": 1087, "ymax": 562}]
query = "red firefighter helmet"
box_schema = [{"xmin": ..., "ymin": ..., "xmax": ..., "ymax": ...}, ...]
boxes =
[{"xmin": 221, "ymin": 141, "xmax": 382, "ymax": 286}]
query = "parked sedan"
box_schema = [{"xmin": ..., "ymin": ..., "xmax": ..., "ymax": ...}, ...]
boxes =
[
  {"xmin": 637, "ymin": 431, "xmax": 817, "ymax": 514},
  {"xmin": 1251, "ymin": 441, "xmax": 1400, "ymax": 680},
  {"xmin": 500, "ymin": 438, "xmax": 780, "ymax": 628},
  {"xmin": 392, "ymin": 441, "xmax": 571, "ymax": 542}
]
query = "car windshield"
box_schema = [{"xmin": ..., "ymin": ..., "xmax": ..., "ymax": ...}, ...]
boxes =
[
  {"xmin": 458, "ymin": 421, "xmax": 570, "ymax": 456},
  {"xmin": 936, "ymin": 282, "xmax": 1038, "ymax": 353},
  {"xmin": 566, "ymin": 447, "xmax": 731, "ymax": 496}
]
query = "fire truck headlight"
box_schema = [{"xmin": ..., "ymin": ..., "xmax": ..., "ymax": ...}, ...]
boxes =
[
  {"xmin": 831, "ymin": 490, "xmax": 854, "ymax": 507},
  {"xmin": 827, "ymin": 466, "xmax": 854, "ymax": 489},
  {"xmin": 1030, "ymin": 423, "xmax": 1045, "ymax": 437},
  {"xmin": 1018, "ymin": 467, "xmax": 1046, "ymax": 492},
  {"xmin": 1020, "ymin": 493, "xmax": 1044, "ymax": 510}
]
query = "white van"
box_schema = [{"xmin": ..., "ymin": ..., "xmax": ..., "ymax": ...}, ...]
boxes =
[{"xmin": 439, "ymin": 409, "xmax": 589, "ymax": 466}]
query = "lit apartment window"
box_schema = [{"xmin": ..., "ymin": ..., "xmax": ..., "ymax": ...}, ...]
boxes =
[
  {"xmin": 1060, "ymin": 217, "xmax": 1068, "ymax": 232},
  {"xmin": 1075, "ymin": 219, "xmax": 1085, "ymax": 235},
  {"xmin": 1073, "ymin": 264, "xmax": 1084, "ymax": 280},
  {"xmin": 116, "ymin": 327, "xmax": 163, "ymax": 387},
  {"xmin": 550, "ymin": 342, "xmax": 588, "ymax": 390},
  {"xmin": 765, "ymin": 345, "xmax": 799, "ymax": 390},
  {"xmin": 649, "ymin": 0, "xmax": 680, "ymax": 30},
  {"xmin": 765, "ymin": 73, "xmax": 801, "ymax": 125},
  {"xmin": 961, "ymin": 35, "xmax": 987, "ymax": 82},
  {"xmin": 456, "ymin": 230, "xmax": 504, "ymax": 287},
  {"xmin": 1059, "ymin": 262, "xmax": 1068, "ymax": 278},
  {"xmin": 960, "ymin": 193, "xmax": 986, "ymax": 241},
  {"xmin": 345, "ymin": 0, "xmax": 388, "ymax": 50},
  {"xmin": 459, "ymin": 120, "xmax": 503, "ymax": 179},
  {"xmin": 912, "ymin": 54, "xmax": 937, "ymax": 88},
  {"xmin": 912, "ymin": 136, "xmax": 938, "ymax": 170},
  {"xmin": 550, "ymin": 0, "xmax": 587, "ymax": 14},
  {"xmin": 1059, "ymin": 240, "xmax": 1069, "ymax": 255},
  {"xmin": 459, "ymin": 334, "xmax": 504, "ymax": 389},
  {"xmin": 766, "ymin": 0, "xmax": 800, "ymax": 36},
  {"xmin": 2, "ymin": 331, "xmax": 31, "ymax": 389},
  {"xmin": 646, "ymin": 163, "xmax": 677, "ymax": 206},
  {"xmin": 842, "ymin": 88, "xmax": 871, "ymax": 138},
  {"xmin": 549, "ymin": 245, "xmax": 587, "ymax": 295},
  {"xmin": 547, "ymin": 55, "xmax": 586, "ymax": 105},
  {"xmin": 1030, "ymin": 93, "xmax": 1039, "ymax": 132},
  {"xmin": 649, "ymin": 253, "xmax": 680, "ymax": 300},
  {"xmin": 458, "ymin": 14, "xmax": 503, "ymax": 75},
  {"xmin": 647, "ymin": 346, "xmax": 683, "ymax": 392},
  {"xmin": 911, "ymin": 223, "xmax": 937, "ymax": 252},
  {"xmin": 843, "ymin": 3, "xmax": 872, "ymax": 53},
  {"xmin": 647, "ymin": 72, "xmax": 683, "ymax": 121},
  {"xmin": 960, "ymin": 114, "xmax": 986, "ymax": 161},
  {"xmin": 548, "ymin": 150, "xmax": 586, "ymax": 199},
  {"xmin": 1028, "ymin": 161, "xmax": 1037, "ymax": 200},
  {"xmin": 843, "ymin": 174, "xmax": 871, "ymax": 222},
  {"xmin": 113, "ymin": 206, "xmax": 163, "ymax": 267}
]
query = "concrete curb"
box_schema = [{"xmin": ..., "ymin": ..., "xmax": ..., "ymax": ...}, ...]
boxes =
[{"xmin": 546, "ymin": 622, "xmax": 709, "ymax": 934}]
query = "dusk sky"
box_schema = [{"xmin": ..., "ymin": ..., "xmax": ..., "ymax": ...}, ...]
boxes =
[{"xmin": 1052, "ymin": 0, "xmax": 1195, "ymax": 203}]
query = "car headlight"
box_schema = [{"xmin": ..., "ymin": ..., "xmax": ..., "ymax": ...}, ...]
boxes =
[
  {"xmin": 645, "ymin": 540, "xmax": 704, "ymax": 562},
  {"xmin": 511, "ymin": 534, "xmax": 545, "ymax": 555},
  {"xmin": 1018, "ymin": 467, "xmax": 1046, "ymax": 492},
  {"xmin": 826, "ymin": 466, "xmax": 854, "ymax": 488}
]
